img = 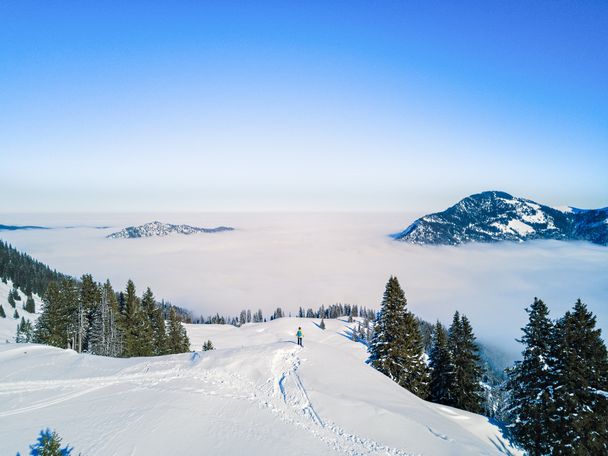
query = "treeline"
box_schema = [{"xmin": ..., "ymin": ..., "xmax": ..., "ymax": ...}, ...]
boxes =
[
  {"xmin": 368, "ymin": 276, "xmax": 485, "ymax": 413},
  {"xmin": 34, "ymin": 275, "xmax": 190, "ymax": 357},
  {"xmin": 367, "ymin": 276, "xmax": 608, "ymax": 454},
  {"xmin": 506, "ymin": 298, "xmax": 608, "ymax": 455},
  {"xmin": 194, "ymin": 303, "xmax": 376, "ymax": 327},
  {"xmin": 0, "ymin": 240, "xmax": 68, "ymax": 297},
  {"xmin": 297, "ymin": 303, "xmax": 376, "ymax": 320}
]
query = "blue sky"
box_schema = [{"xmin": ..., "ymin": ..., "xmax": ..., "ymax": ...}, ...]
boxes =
[{"xmin": 1, "ymin": 0, "xmax": 607, "ymax": 212}]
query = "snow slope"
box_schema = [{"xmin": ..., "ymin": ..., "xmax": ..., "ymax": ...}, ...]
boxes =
[
  {"xmin": 0, "ymin": 318, "xmax": 521, "ymax": 455},
  {"xmin": 0, "ymin": 279, "xmax": 42, "ymax": 343}
]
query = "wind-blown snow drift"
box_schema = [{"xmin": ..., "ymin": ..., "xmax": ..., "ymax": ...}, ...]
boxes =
[{"xmin": 0, "ymin": 318, "xmax": 520, "ymax": 455}]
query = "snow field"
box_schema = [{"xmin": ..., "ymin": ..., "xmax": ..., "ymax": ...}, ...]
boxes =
[{"xmin": 0, "ymin": 318, "xmax": 521, "ymax": 455}]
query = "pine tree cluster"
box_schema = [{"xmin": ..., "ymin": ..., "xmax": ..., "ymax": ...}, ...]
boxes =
[
  {"xmin": 15, "ymin": 317, "xmax": 34, "ymax": 343},
  {"xmin": 298, "ymin": 303, "xmax": 375, "ymax": 320},
  {"xmin": 428, "ymin": 313, "xmax": 484, "ymax": 412},
  {"xmin": 368, "ymin": 276, "xmax": 486, "ymax": 409},
  {"xmin": 195, "ymin": 308, "xmax": 265, "ymax": 326},
  {"xmin": 0, "ymin": 240, "xmax": 68, "ymax": 297},
  {"xmin": 506, "ymin": 298, "xmax": 608, "ymax": 455},
  {"xmin": 34, "ymin": 276, "xmax": 190, "ymax": 357},
  {"xmin": 192, "ymin": 303, "xmax": 376, "ymax": 328}
]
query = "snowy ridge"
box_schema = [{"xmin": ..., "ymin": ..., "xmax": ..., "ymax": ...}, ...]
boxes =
[
  {"xmin": 394, "ymin": 191, "xmax": 608, "ymax": 246},
  {"xmin": 106, "ymin": 221, "xmax": 234, "ymax": 238},
  {"xmin": 1, "ymin": 318, "xmax": 520, "ymax": 455}
]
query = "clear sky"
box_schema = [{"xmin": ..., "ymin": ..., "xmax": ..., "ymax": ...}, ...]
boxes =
[{"xmin": 1, "ymin": 0, "xmax": 607, "ymax": 212}]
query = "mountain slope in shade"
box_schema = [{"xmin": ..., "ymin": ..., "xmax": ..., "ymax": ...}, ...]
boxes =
[
  {"xmin": 107, "ymin": 221, "xmax": 234, "ymax": 239},
  {"xmin": 394, "ymin": 191, "xmax": 608, "ymax": 246},
  {"xmin": 0, "ymin": 318, "xmax": 521, "ymax": 455}
]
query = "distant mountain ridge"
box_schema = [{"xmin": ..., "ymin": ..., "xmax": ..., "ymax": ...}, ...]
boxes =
[
  {"xmin": 393, "ymin": 191, "xmax": 608, "ymax": 246},
  {"xmin": 107, "ymin": 221, "xmax": 234, "ymax": 239},
  {"xmin": 0, "ymin": 224, "xmax": 48, "ymax": 231}
]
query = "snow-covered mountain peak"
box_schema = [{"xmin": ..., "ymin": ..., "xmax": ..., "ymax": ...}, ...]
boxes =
[
  {"xmin": 107, "ymin": 221, "xmax": 234, "ymax": 239},
  {"xmin": 394, "ymin": 191, "xmax": 608, "ymax": 246}
]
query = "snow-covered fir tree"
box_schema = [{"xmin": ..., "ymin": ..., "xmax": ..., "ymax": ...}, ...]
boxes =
[
  {"xmin": 142, "ymin": 287, "xmax": 167, "ymax": 355},
  {"xmin": 505, "ymin": 298, "xmax": 555, "ymax": 455},
  {"xmin": 549, "ymin": 300, "xmax": 608, "ymax": 454},
  {"xmin": 11, "ymin": 287, "xmax": 21, "ymax": 301},
  {"xmin": 26, "ymin": 428, "xmax": 73, "ymax": 455},
  {"xmin": 122, "ymin": 280, "xmax": 154, "ymax": 357},
  {"xmin": 429, "ymin": 321, "xmax": 455, "ymax": 406},
  {"xmin": 78, "ymin": 274, "xmax": 100, "ymax": 353},
  {"xmin": 368, "ymin": 276, "xmax": 429, "ymax": 398},
  {"xmin": 448, "ymin": 312, "xmax": 484, "ymax": 413},
  {"xmin": 24, "ymin": 294, "xmax": 35, "ymax": 313},
  {"xmin": 88, "ymin": 280, "xmax": 123, "ymax": 357},
  {"xmin": 15, "ymin": 317, "xmax": 34, "ymax": 343},
  {"xmin": 34, "ymin": 281, "xmax": 63, "ymax": 347},
  {"xmin": 167, "ymin": 307, "xmax": 190, "ymax": 353}
]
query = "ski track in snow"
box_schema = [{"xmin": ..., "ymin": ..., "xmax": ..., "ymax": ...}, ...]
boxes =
[
  {"xmin": 265, "ymin": 346, "xmax": 416, "ymax": 456},
  {"xmin": 0, "ymin": 344, "xmax": 415, "ymax": 455}
]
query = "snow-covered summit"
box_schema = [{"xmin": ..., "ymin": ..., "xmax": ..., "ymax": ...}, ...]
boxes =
[
  {"xmin": 394, "ymin": 191, "xmax": 608, "ymax": 246},
  {"xmin": 0, "ymin": 318, "xmax": 520, "ymax": 455},
  {"xmin": 106, "ymin": 221, "xmax": 234, "ymax": 239}
]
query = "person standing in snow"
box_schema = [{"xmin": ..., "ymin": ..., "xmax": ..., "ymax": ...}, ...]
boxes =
[{"xmin": 296, "ymin": 327, "xmax": 303, "ymax": 347}]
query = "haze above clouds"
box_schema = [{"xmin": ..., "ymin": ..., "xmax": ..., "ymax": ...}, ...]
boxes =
[
  {"xmin": 2, "ymin": 212, "xmax": 606, "ymax": 359},
  {"xmin": 2, "ymin": 2, "xmax": 607, "ymax": 212}
]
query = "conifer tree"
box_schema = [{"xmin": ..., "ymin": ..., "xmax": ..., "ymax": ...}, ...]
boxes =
[
  {"xmin": 60, "ymin": 278, "xmax": 80, "ymax": 350},
  {"xmin": 78, "ymin": 274, "xmax": 101, "ymax": 352},
  {"xmin": 319, "ymin": 318, "xmax": 326, "ymax": 330},
  {"xmin": 448, "ymin": 312, "xmax": 484, "ymax": 413},
  {"xmin": 203, "ymin": 340, "xmax": 214, "ymax": 351},
  {"xmin": 15, "ymin": 317, "xmax": 34, "ymax": 343},
  {"xmin": 368, "ymin": 276, "xmax": 429, "ymax": 398},
  {"xmin": 89, "ymin": 280, "xmax": 122, "ymax": 357},
  {"xmin": 25, "ymin": 295, "xmax": 36, "ymax": 313},
  {"xmin": 429, "ymin": 321, "xmax": 455, "ymax": 405},
  {"xmin": 8, "ymin": 291, "xmax": 15, "ymax": 308},
  {"xmin": 142, "ymin": 287, "xmax": 167, "ymax": 355},
  {"xmin": 121, "ymin": 280, "xmax": 154, "ymax": 357},
  {"xmin": 506, "ymin": 298, "xmax": 556, "ymax": 455},
  {"xmin": 12, "ymin": 287, "xmax": 21, "ymax": 301},
  {"xmin": 13, "ymin": 308, "xmax": 19, "ymax": 319},
  {"xmin": 550, "ymin": 300, "xmax": 608, "ymax": 454},
  {"xmin": 0, "ymin": 304, "xmax": 5, "ymax": 318},
  {"xmin": 34, "ymin": 281, "xmax": 64, "ymax": 347},
  {"xmin": 167, "ymin": 308, "xmax": 190, "ymax": 354},
  {"xmin": 27, "ymin": 428, "xmax": 73, "ymax": 455}
]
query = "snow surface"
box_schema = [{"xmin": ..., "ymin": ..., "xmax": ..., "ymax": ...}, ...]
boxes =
[
  {"xmin": 506, "ymin": 220, "xmax": 534, "ymax": 237},
  {"xmin": 0, "ymin": 279, "xmax": 42, "ymax": 343},
  {"xmin": 0, "ymin": 318, "xmax": 520, "ymax": 455}
]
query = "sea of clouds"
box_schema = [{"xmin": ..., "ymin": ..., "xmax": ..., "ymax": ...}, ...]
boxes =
[{"xmin": 1, "ymin": 212, "xmax": 607, "ymax": 360}]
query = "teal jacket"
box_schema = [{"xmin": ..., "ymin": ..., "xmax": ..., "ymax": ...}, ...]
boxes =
[{"xmin": 296, "ymin": 330, "xmax": 303, "ymax": 338}]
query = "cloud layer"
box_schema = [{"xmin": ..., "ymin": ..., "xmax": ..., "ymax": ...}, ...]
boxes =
[{"xmin": 2, "ymin": 212, "xmax": 607, "ymax": 359}]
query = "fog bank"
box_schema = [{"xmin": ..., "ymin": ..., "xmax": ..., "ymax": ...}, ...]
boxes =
[{"xmin": 1, "ymin": 212, "xmax": 606, "ymax": 359}]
